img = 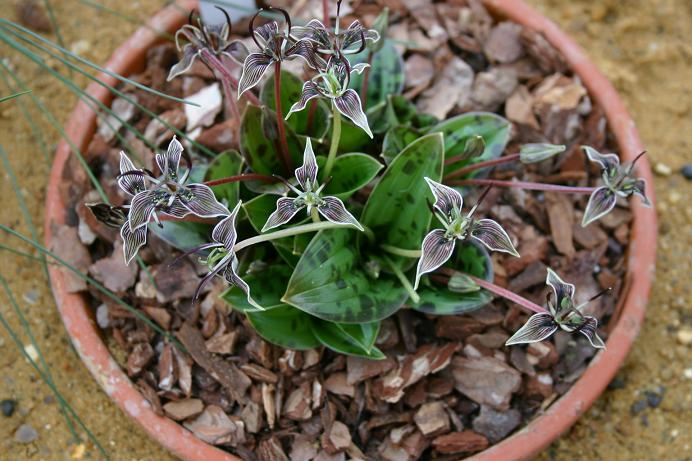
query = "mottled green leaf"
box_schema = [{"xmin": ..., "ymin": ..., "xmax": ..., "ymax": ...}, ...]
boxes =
[
  {"xmin": 149, "ymin": 221, "xmax": 211, "ymax": 251},
  {"xmin": 222, "ymin": 265, "xmax": 293, "ymax": 311},
  {"xmin": 310, "ymin": 319, "xmax": 385, "ymax": 359},
  {"xmin": 338, "ymin": 118, "xmax": 371, "ymax": 153},
  {"xmin": 245, "ymin": 306, "xmax": 320, "ymax": 350},
  {"xmin": 360, "ymin": 132, "xmax": 444, "ymax": 269},
  {"xmin": 320, "ymin": 153, "xmax": 383, "ymax": 200},
  {"xmin": 381, "ymin": 125, "xmax": 422, "ymax": 165},
  {"xmin": 429, "ymin": 112, "xmax": 511, "ymax": 178},
  {"xmin": 204, "ymin": 150, "xmax": 243, "ymax": 206},
  {"xmin": 348, "ymin": 40, "xmax": 405, "ymax": 110},
  {"xmin": 240, "ymin": 104, "xmax": 303, "ymax": 176},
  {"xmin": 242, "ymin": 194, "xmax": 300, "ymax": 266},
  {"xmin": 261, "ymin": 71, "xmax": 330, "ymax": 139},
  {"xmin": 283, "ymin": 229, "xmax": 409, "ymax": 323}
]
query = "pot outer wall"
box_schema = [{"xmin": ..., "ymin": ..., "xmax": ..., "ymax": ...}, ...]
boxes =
[{"xmin": 44, "ymin": 1, "xmax": 657, "ymax": 460}]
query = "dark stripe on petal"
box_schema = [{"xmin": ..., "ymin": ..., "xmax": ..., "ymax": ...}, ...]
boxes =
[
  {"xmin": 583, "ymin": 146, "xmax": 620, "ymax": 175},
  {"xmin": 121, "ymin": 222, "xmax": 147, "ymax": 265},
  {"xmin": 505, "ymin": 313, "xmax": 558, "ymax": 346},
  {"xmin": 545, "ymin": 268, "xmax": 575, "ymax": 317},
  {"xmin": 295, "ymin": 138, "xmax": 318, "ymax": 189},
  {"xmin": 262, "ymin": 197, "xmax": 303, "ymax": 232},
  {"xmin": 285, "ymin": 40, "xmax": 320, "ymax": 69},
  {"xmin": 318, "ymin": 196, "xmax": 364, "ymax": 231},
  {"xmin": 162, "ymin": 196, "xmax": 192, "ymax": 219},
  {"xmin": 414, "ymin": 229, "xmax": 456, "ymax": 290},
  {"xmin": 334, "ymin": 89, "xmax": 373, "ymax": 138},
  {"xmin": 178, "ymin": 183, "xmax": 229, "ymax": 217},
  {"xmin": 222, "ymin": 40, "xmax": 249, "ymax": 64},
  {"xmin": 577, "ymin": 316, "xmax": 606, "ymax": 349},
  {"xmin": 238, "ymin": 53, "xmax": 273, "ymax": 97},
  {"xmin": 630, "ymin": 178, "xmax": 651, "ymax": 207},
  {"xmin": 286, "ymin": 81, "xmax": 321, "ymax": 118},
  {"xmin": 470, "ymin": 218, "xmax": 519, "ymax": 257},
  {"xmin": 424, "ymin": 177, "xmax": 463, "ymax": 220},
  {"xmin": 582, "ymin": 186, "xmax": 617, "ymax": 226},
  {"xmin": 118, "ymin": 151, "xmax": 146, "ymax": 195},
  {"xmin": 156, "ymin": 137, "xmax": 183, "ymax": 178},
  {"xmin": 167, "ymin": 44, "xmax": 199, "ymax": 81},
  {"xmin": 212, "ymin": 201, "xmax": 241, "ymax": 250},
  {"xmin": 128, "ymin": 190, "xmax": 158, "ymax": 230}
]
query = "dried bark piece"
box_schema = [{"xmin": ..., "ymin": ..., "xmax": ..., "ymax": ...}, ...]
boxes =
[
  {"xmin": 240, "ymin": 401, "xmax": 263, "ymax": 433},
  {"xmin": 154, "ymin": 261, "xmax": 200, "ymax": 303},
  {"xmin": 257, "ymin": 436, "xmax": 289, "ymax": 461},
  {"xmin": 97, "ymin": 96, "xmax": 138, "ymax": 143},
  {"xmin": 435, "ymin": 316, "xmax": 485, "ymax": 340},
  {"xmin": 177, "ymin": 322, "xmax": 251, "ymax": 402},
  {"xmin": 432, "ymin": 430, "xmax": 489, "ymax": 454},
  {"xmin": 196, "ymin": 119, "xmax": 237, "ymax": 152},
  {"xmin": 17, "ymin": 0, "xmax": 51, "ymax": 32},
  {"xmin": 89, "ymin": 241, "xmax": 138, "ymax": 293},
  {"xmin": 290, "ymin": 435, "xmax": 318, "ymax": 461},
  {"xmin": 136, "ymin": 378, "xmax": 163, "ymax": 416},
  {"xmin": 163, "ymin": 398, "xmax": 204, "ymax": 421},
  {"xmin": 505, "ymin": 85, "xmax": 539, "ymax": 129},
  {"xmin": 404, "ymin": 54, "xmax": 435, "ymax": 91},
  {"xmin": 520, "ymin": 28, "xmax": 567, "ymax": 74},
  {"xmin": 483, "ymin": 22, "xmax": 525, "ymax": 63},
  {"xmin": 417, "ymin": 57, "xmax": 474, "ymax": 119},
  {"xmin": 413, "ymin": 402, "xmax": 450, "ymax": 436},
  {"xmin": 324, "ymin": 372, "xmax": 355, "ymax": 398},
  {"xmin": 144, "ymin": 109, "xmax": 185, "ymax": 146},
  {"xmin": 174, "ymin": 347, "xmax": 193, "ymax": 396},
  {"xmin": 262, "ymin": 383, "xmax": 276, "ymax": 429},
  {"xmin": 284, "ymin": 382, "xmax": 313, "ymax": 421},
  {"xmin": 451, "ymin": 356, "xmax": 521, "ymax": 410},
  {"xmin": 126, "ymin": 342, "xmax": 154, "ymax": 377},
  {"xmin": 546, "ymin": 193, "xmax": 575, "ymax": 258},
  {"xmin": 184, "ymin": 405, "xmax": 246, "ymax": 446},
  {"xmin": 468, "ymin": 67, "xmax": 518, "ymax": 112},
  {"xmin": 50, "ymin": 223, "xmax": 91, "ymax": 293},
  {"xmin": 471, "ymin": 406, "xmax": 521, "ymax": 443},
  {"xmin": 205, "ymin": 332, "xmax": 237, "ymax": 355},
  {"xmin": 240, "ymin": 363, "xmax": 279, "ymax": 384},
  {"xmin": 373, "ymin": 343, "xmax": 458, "ymax": 403},
  {"xmin": 143, "ymin": 306, "xmax": 171, "ymax": 330},
  {"xmin": 157, "ymin": 343, "xmax": 178, "ymax": 391},
  {"xmin": 184, "ymin": 83, "xmax": 223, "ymax": 132},
  {"xmin": 346, "ymin": 356, "xmax": 396, "ymax": 385},
  {"xmin": 321, "ymin": 421, "xmax": 351, "ymax": 455}
]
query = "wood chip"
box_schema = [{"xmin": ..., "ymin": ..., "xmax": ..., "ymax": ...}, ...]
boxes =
[
  {"xmin": 324, "ymin": 372, "xmax": 355, "ymax": 398},
  {"xmin": 257, "ymin": 436, "xmax": 289, "ymax": 461},
  {"xmin": 183, "ymin": 405, "xmax": 246, "ymax": 446},
  {"xmin": 414, "ymin": 401, "xmax": 451, "ymax": 436},
  {"xmin": 321, "ymin": 421, "xmax": 352, "ymax": 455},
  {"xmin": 283, "ymin": 382, "xmax": 313, "ymax": 421},
  {"xmin": 432, "ymin": 430, "xmax": 489, "ymax": 454},
  {"xmin": 546, "ymin": 193, "xmax": 575, "ymax": 258},
  {"xmin": 163, "ymin": 398, "xmax": 204, "ymax": 421}
]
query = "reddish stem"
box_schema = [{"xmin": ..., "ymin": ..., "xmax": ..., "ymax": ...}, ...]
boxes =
[
  {"xmin": 306, "ymin": 99, "xmax": 318, "ymax": 134},
  {"xmin": 274, "ymin": 60, "xmax": 293, "ymax": 174},
  {"xmin": 360, "ymin": 52, "xmax": 374, "ymax": 109},
  {"xmin": 204, "ymin": 173, "xmax": 278, "ymax": 187},
  {"xmin": 200, "ymin": 48, "xmax": 260, "ymax": 106},
  {"xmin": 444, "ymin": 153, "xmax": 520, "ymax": 177},
  {"xmin": 437, "ymin": 268, "xmax": 547, "ymax": 314},
  {"xmin": 449, "ymin": 178, "xmax": 596, "ymax": 194},
  {"xmin": 322, "ymin": 0, "xmax": 330, "ymax": 23}
]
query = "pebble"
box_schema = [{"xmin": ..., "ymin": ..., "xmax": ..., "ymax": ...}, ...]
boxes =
[
  {"xmin": 1, "ymin": 399, "xmax": 16, "ymax": 417},
  {"xmin": 607, "ymin": 374, "xmax": 627, "ymax": 390},
  {"xmin": 676, "ymin": 328, "xmax": 692, "ymax": 345},
  {"xmin": 654, "ymin": 162, "xmax": 672, "ymax": 176},
  {"xmin": 630, "ymin": 399, "xmax": 648, "ymax": 415},
  {"xmin": 644, "ymin": 389, "xmax": 664, "ymax": 408},
  {"xmin": 14, "ymin": 424, "xmax": 38, "ymax": 443},
  {"xmin": 681, "ymin": 164, "xmax": 692, "ymax": 180}
]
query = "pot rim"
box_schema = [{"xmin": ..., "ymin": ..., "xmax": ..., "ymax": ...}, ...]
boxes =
[{"xmin": 43, "ymin": 1, "xmax": 656, "ymax": 460}]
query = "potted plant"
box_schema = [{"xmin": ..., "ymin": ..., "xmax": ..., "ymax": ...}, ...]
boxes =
[{"xmin": 44, "ymin": 0, "xmax": 656, "ymax": 459}]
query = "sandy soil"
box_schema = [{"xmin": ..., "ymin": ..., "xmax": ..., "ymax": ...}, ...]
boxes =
[{"xmin": 0, "ymin": 0, "xmax": 689, "ymax": 460}]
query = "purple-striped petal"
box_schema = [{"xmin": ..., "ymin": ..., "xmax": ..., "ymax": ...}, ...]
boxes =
[
  {"xmin": 253, "ymin": 21, "xmax": 279, "ymax": 47},
  {"xmin": 121, "ymin": 222, "xmax": 147, "ymax": 265},
  {"xmin": 162, "ymin": 196, "xmax": 192, "ymax": 219},
  {"xmin": 178, "ymin": 183, "xmax": 229, "ymax": 217},
  {"xmin": 334, "ymin": 89, "xmax": 373, "ymax": 138},
  {"xmin": 193, "ymin": 254, "xmax": 231, "ymax": 303},
  {"xmin": 424, "ymin": 177, "xmax": 463, "ymax": 221},
  {"xmin": 285, "ymin": 40, "xmax": 320, "ymax": 69},
  {"xmin": 583, "ymin": 146, "xmax": 620, "ymax": 175},
  {"xmin": 292, "ymin": 19, "xmax": 330, "ymax": 47},
  {"xmin": 156, "ymin": 137, "xmax": 183, "ymax": 178},
  {"xmin": 629, "ymin": 178, "xmax": 651, "ymax": 207},
  {"xmin": 167, "ymin": 44, "xmax": 199, "ymax": 81},
  {"xmin": 342, "ymin": 20, "xmax": 380, "ymax": 52},
  {"xmin": 318, "ymin": 196, "xmax": 364, "ymax": 231},
  {"xmin": 546, "ymin": 268, "xmax": 575, "ymax": 317},
  {"xmin": 212, "ymin": 201, "xmax": 241, "ymax": 250},
  {"xmin": 582, "ymin": 186, "xmax": 617, "ymax": 227},
  {"xmin": 224, "ymin": 262, "xmax": 263, "ymax": 310},
  {"xmin": 505, "ymin": 313, "xmax": 559, "ymax": 346},
  {"xmin": 295, "ymin": 138, "xmax": 318, "ymax": 189},
  {"xmin": 128, "ymin": 190, "xmax": 159, "ymax": 230},
  {"xmin": 118, "ymin": 151, "xmax": 146, "ymax": 196},
  {"xmin": 414, "ymin": 229, "xmax": 456, "ymax": 290},
  {"xmin": 470, "ymin": 218, "xmax": 519, "ymax": 257},
  {"xmin": 238, "ymin": 52, "xmax": 273, "ymax": 97},
  {"xmin": 262, "ymin": 197, "xmax": 304, "ymax": 232},
  {"xmin": 222, "ymin": 40, "xmax": 249, "ymax": 64},
  {"xmin": 577, "ymin": 316, "xmax": 606, "ymax": 349},
  {"xmin": 286, "ymin": 81, "xmax": 322, "ymax": 118}
]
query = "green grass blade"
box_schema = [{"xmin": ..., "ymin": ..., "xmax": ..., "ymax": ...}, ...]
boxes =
[
  {"xmin": 0, "ymin": 19, "xmax": 199, "ymax": 107},
  {"xmin": 0, "ymin": 89, "xmax": 31, "ymax": 103},
  {"xmin": 0, "ymin": 244, "xmax": 58, "ymax": 264},
  {"xmin": 77, "ymin": 0, "xmax": 175, "ymax": 41}
]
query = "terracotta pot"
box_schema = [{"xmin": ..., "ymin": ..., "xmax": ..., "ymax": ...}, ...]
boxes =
[{"xmin": 45, "ymin": 1, "xmax": 657, "ymax": 460}]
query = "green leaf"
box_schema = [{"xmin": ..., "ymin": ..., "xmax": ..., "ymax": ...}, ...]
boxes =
[
  {"xmin": 411, "ymin": 241, "xmax": 494, "ymax": 315},
  {"xmin": 348, "ymin": 40, "xmax": 404, "ymax": 111},
  {"xmin": 245, "ymin": 306, "xmax": 320, "ymax": 350},
  {"xmin": 359, "ymin": 132, "xmax": 444, "ymax": 269},
  {"xmin": 429, "ymin": 112, "xmax": 511, "ymax": 177},
  {"xmin": 338, "ymin": 118, "xmax": 371, "ymax": 153},
  {"xmin": 149, "ymin": 221, "xmax": 211, "ymax": 251},
  {"xmin": 283, "ymin": 229, "xmax": 409, "ymax": 323},
  {"xmin": 381, "ymin": 125, "xmax": 422, "ymax": 165},
  {"xmin": 310, "ymin": 319, "xmax": 385, "ymax": 359},
  {"xmin": 240, "ymin": 105, "xmax": 303, "ymax": 175},
  {"xmin": 261, "ymin": 71, "xmax": 330, "ymax": 139},
  {"xmin": 367, "ymin": 94, "xmax": 418, "ymax": 135},
  {"xmin": 222, "ymin": 265, "xmax": 293, "ymax": 311},
  {"xmin": 204, "ymin": 150, "xmax": 243, "ymax": 206},
  {"xmin": 320, "ymin": 153, "xmax": 383, "ymax": 200}
]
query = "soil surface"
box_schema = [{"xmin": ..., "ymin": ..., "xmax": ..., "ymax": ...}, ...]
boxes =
[{"xmin": 0, "ymin": 0, "xmax": 689, "ymax": 460}]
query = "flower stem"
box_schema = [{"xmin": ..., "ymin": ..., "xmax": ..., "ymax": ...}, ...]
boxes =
[
  {"xmin": 360, "ymin": 52, "xmax": 374, "ymax": 109},
  {"xmin": 380, "ymin": 244, "xmax": 421, "ymax": 259},
  {"xmin": 324, "ymin": 104, "xmax": 342, "ymax": 177},
  {"xmin": 204, "ymin": 173, "xmax": 278, "ymax": 187},
  {"xmin": 382, "ymin": 255, "xmax": 420, "ymax": 304},
  {"xmin": 274, "ymin": 60, "xmax": 293, "ymax": 174},
  {"xmin": 200, "ymin": 48, "xmax": 260, "ymax": 106},
  {"xmin": 444, "ymin": 153, "xmax": 521, "ymax": 179},
  {"xmin": 449, "ymin": 178, "xmax": 596, "ymax": 194},
  {"xmin": 233, "ymin": 222, "xmax": 348, "ymax": 252},
  {"xmin": 310, "ymin": 207, "xmax": 320, "ymax": 223},
  {"xmin": 437, "ymin": 268, "xmax": 546, "ymax": 314}
]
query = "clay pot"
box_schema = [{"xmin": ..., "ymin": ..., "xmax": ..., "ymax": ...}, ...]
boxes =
[{"xmin": 45, "ymin": 1, "xmax": 656, "ymax": 460}]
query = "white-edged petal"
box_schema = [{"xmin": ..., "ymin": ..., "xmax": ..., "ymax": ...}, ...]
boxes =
[
  {"xmin": 546, "ymin": 268, "xmax": 575, "ymax": 317},
  {"xmin": 262, "ymin": 197, "xmax": 304, "ymax": 232},
  {"xmin": 128, "ymin": 190, "xmax": 159, "ymax": 230},
  {"xmin": 582, "ymin": 186, "xmax": 617, "ymax": 227},
  {"xmin": 178, "ymin": 183, "xmax": 229, "ymax": 217},
  {"xmin": 583, "ymin": 146, "xmax": 620, "ymax": 174},
  {"xmin": 505, "ymin": 313, "xmax": 559, "ymax": 346},
  {"xmin": 155, "ymin": 136, "xmax": 183, "ymax": 178},
  {"xmin": 470, "ymin": 218, "xmax": 519, "ymax": 257},
  {"xmin": 287, "ymin": 81, "xmax": 322, "ymax": 119},
  {"xmin": 414, "ymin": 229, "xmax": 456, "ymax": 290},
  {"xmin": 238, "ymin": 53, "xmax": 273, "ymax": 97},
  {"xmin": 424, "ymin": 177, "xmax": 463, "ymax": 220},
  {"xmin": 295, "ymin": 138, "xmax": 318, "ymax": 189},
  {"xmin": 118, "ymin": 151, "xmax": 146, "ymax": 196},
  {"xmin": 577, "ymin": 316, "xmax": 606, "ymax": 349},
  {"xmin": 212, "ymin": 201, "xmax": 241, "ymax": 250},
  {"xmin": 334, "ymin": 89, "xmax": 373, "ymax": 138},
  {"xmin": 121, "ymin": 222, "xmax": 147, "ymax": 265},
  {"xmin": 318, "ymin": 196, "xmax": 364, "ymax": 231}
]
